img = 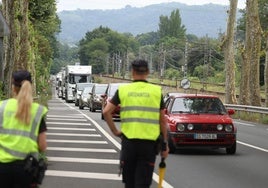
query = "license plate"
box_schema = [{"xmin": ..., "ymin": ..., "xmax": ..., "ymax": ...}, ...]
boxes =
[{"xmin": 195, "ymin": 134, "xmax": 217, "ymax": 139}]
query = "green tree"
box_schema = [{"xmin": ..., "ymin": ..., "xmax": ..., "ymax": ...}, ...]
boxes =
[
  {"xmin": 158, "ymin": 9, "xmax": 186, "ymax": 39},
  {"xmin": 136, "ymin": 32, "xmax": 159, "ymax": 46},
  {"xmin": 78, "ymin": 26, "xmax": 139, "ymax": 74}
]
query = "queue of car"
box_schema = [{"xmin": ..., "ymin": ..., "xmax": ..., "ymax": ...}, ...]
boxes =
[
  {"xmin": 59, "ymin": 83, "xmax": 237, "ymax": 155},
  {"xmin": 75, "ymin": 82, "xmax": 127, "ymax": 118}
]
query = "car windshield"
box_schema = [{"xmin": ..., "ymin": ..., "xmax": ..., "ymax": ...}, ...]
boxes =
[
  {"xmin": 171, "ymin": 97, "xmax": 227, "ymax": 114},
  {"xmin": 95, "ymin": 85, "xmax": 107, "ymax": 94},
  {"xmin": 83, "ymin": 86, "xmax": 92, "ymax": 94},
  {"xmin": 77, "ymin": 83, "xmax": 94, "ymax": 90},
  {"xmin": 108, "ymin": 85, "xmax": 120, "ymax": 97}
]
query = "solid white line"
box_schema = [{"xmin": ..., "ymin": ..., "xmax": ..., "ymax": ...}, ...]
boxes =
[
  {"xmin": 238, "ymin": 141, "xmax": 268, "ymax": 153},
  {"xmin": 45, "ymin": 170, "xmax": 121, "ymax": 180},
  {"xmin": 153, "ymin": 174, "xmax": 174, "ymax": 188},
  {"xmin": 47, "ymin": 122, "xmax": 91, "ymax": 126},
  {"xmin": 47, "ymin": 127, "xmax": 96, "ymax": 131},
  {"xmin": 47, "ymin": 139, "xmax": 107, "ymax": 144},
  {"xmin": 47, "ymin": 156, "xmax": 119, "ymax": 164},
  {"xmin": 47, "ymin": 147, "xmax": 117, "ymax": 153},
  {"xmin": 235, "ymin": 121, "xmax": 255, "ymax": 127},
  {"xmin": 47, "ymin": 133, "xmax": 101, "ymax": 137},
  {"xmin": 47, "ymin": 118, "xmax": 87, "ymax": 121}
]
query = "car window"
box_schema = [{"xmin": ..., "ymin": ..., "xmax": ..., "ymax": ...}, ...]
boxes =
[
  {"xmin": 171, "ymin": 97, "xmax": 227, "ymax": 114},
  {"xmin": 83, "ymin": 87, "xmax": 92, "ymax": 94},
  {"xmin": 171, "ymin": 98, "xmax": 192, "ymax": 113},
  {"xmin": 95, "ymin": 85, "xmax": 108, "ymax": 94},
  {"xmin": 78, "ymin": 83, "xmax": 93, "ymax": 90},
  {"xmin": 108, "ymin": 85, "xmax": 119, "ymax": 97}
]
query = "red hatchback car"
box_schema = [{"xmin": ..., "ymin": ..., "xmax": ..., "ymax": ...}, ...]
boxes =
[{"xmin": 164, "ymin": 94, "xmax": 236, "ymax": 154}]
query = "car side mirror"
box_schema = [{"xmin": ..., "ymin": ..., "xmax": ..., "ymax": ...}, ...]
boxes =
[
  {"xmin": 101, "ymin": 94, "xmax": 107, "ymax": 98},
  {"xmin": 227, "ymin": 109, "xmax": 235, "ymax": 115},
  {"xmin": 163, "ymin": 108, "xmax": 168, "ymax": 114}
]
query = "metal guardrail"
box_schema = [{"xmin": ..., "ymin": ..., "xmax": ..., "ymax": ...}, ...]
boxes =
[{"xmin": 225, "ymin": 104, "xmax": 268, "ymax": 115}]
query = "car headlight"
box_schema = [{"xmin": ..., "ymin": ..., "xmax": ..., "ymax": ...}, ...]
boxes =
[
  {"xmin": 225, "ymin": 124, "xmax": 233, "ymax": 132},
  {"xmin": 176, "ymin": 123, "xmax": 185, "ymax": 132},
  {"xmin": 217, "ymin": 124, "xmax": 223, "ymax": 131},
  {"xmin": 187, "ymin": 124, "xmax": 194, "ymax": 130}
]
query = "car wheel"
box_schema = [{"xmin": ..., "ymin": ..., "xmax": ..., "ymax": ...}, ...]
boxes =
[
  {"xmin": 226, "ymin": 142, "xmax": 236, "ymax": 154},
  {"xmin": 91, "ymin": 105, "xmax": 96, "ymax": 112},
  {"xmin": 101, "ymin": 112, "xmax": 104, "ymax": 120},
  {"xmin": 168, "ymin": 136, "xmax": 176, "ymax": 153},
  {"xmin": 78, "ymin": 101, "xmax": 82, "ymax": 109},
  {"xmin": 88, "ymin": 102, "xmax": 91, "ymax": 111}
]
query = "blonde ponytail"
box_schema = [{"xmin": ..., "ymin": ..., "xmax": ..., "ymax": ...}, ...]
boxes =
[{"xmin": 15, "ymin": 80, "xmax": 33, "ymax": 124}]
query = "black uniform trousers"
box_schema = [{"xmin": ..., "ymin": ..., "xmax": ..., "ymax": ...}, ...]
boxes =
[
  {"xmin": 121, "ymin": 136, "xmax": 157, "ymax": 188},
  {"xmin": 0, "ymin": 160, "xmax": 33, "ymax": 188}
]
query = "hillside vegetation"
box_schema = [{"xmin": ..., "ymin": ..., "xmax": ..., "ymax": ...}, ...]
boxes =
[{"xmin": 58, "ymin": 2, "xmax": 240, "ymax": 43}]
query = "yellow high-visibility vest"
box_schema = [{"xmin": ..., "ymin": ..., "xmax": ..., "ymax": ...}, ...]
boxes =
[
  {"xmin": 119, "ymin": 82, "xmax": 161, "ymax": 141},
  {"xmin": 0, "ymin": 98, "xmax": 48, "ymax": 163}
]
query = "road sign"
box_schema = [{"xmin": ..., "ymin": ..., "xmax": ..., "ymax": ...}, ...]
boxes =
[{"xmin": 180, "ymin": 78, "xmax": 190, "ymax": 89}]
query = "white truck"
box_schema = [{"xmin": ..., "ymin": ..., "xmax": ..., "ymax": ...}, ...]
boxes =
[{"xmin": 64, "ymin": 64, "xmax": 92, "ymax": 102}]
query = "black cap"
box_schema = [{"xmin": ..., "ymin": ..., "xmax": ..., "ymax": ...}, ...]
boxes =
[
  {"xmin": 131, "ymin": 59, "xmax": 149, "ymax": 73},
  {"xmin": 12, "ymin": 70, "xmax": 32, "ymax": 87}
]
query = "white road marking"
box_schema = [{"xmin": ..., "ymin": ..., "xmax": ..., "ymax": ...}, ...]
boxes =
[
  {"xmin": 46, "ymin": 133, "xmax": 101, "ymax": 137},
  {"xmin": 46, "ymin": 170, "xmax": 121, "ymax": 180},
  {"xmin": 48, "ymin": 127, "xmax": 96, "ymax": 131},
  {"xmin": 47, "ymin": 139, "xmax": 107, "ymax": 144},
  {"xmin": 47, "ymin": 122, "xmax": 91, "ymax": 126},
  {"xmin": 47, "ymin": 147, "xmax": 117, "ymax": 153},
  {"xmin": 237, "ymin": 141, "xmax": 268, "ymax": 153},
  {"xmin": 63, "ymin": 102, "xmax": 174, "ymax": 188},
  {"xmin": 234, "ymin": 121, "xmax": 255, "ymax": 127},
  {"xmin": 47, "ymin": 114, "xmax": 84, "ymax": 118},
  {"xmin": 47, "ymin": 156, "xmax": 119, "ymax": 164},
  {"xmin": 48, "ymin": 99, "xmax": 174, "ymax": 188},
  {"xmin": 47, "ymin": 118, "xmax": 87, "ymax": 121}
]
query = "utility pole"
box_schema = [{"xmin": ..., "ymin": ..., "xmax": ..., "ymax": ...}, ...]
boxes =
[
  {"xmin": 203, "ymin": 34, "xmax": 209, "ymax": 90},
  {"xmin": 159, "ymin": 43, "xmax": 165, "ymax": 83},
  {"xmin": 184, "ymin": 39, "xmax": 188, "ymax": 78}
]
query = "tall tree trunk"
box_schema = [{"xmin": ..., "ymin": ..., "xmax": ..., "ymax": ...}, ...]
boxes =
[
  {"xmin": 2, "ymin": 0, "xmax": 17, "ymax": 97},
  {"xmin": 223, "ymin": 0, "xmax": 238, "ymax": 104},
  {"xmin": 2, "ymin": 0, "xmax": 32, "ymax": 97},
  {"xmin": 247, "ymin": 0, "xmax": 262, "ymax": 106},
  {"xmin": 265, "ymin": 34, "xmax": 268, "ymax": 107},
  {"xmin": 17, "ymin": 0, "xmax": 29, "ymax": 70}
]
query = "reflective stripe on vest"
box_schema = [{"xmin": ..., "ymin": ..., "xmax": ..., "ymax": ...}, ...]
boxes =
[
  {"xmin": 0, "ymin": 100, "xmax": 44, "ymax": 160},
  {"xmin": 120, "ymin": 106, "xmax": 159, "ymax": 124}
]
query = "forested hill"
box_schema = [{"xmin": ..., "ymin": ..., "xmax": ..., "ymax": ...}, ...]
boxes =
[{"xmin": 57, "ymin": 2, "xmax": 238, "ymax": 43}]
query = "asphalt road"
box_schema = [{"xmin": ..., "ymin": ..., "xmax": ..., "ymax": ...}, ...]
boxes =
[{"xmin": 41, "ymin": 89, "xmax": 268, "ymax": 188}]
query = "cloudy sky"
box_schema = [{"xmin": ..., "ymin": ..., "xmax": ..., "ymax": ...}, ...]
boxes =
[{"xmin": 56, "ymin": 0, "xmax": 246, "ymax": 12}]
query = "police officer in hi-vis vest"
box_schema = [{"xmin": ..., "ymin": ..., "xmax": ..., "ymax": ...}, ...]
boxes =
[
  {"xmin": 103, "ymin": 59, "xmax": 169, "ymax": 188},
  {"xmin": 0, "ymin": 70, "xmax": 48, "ymax": 188}
]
